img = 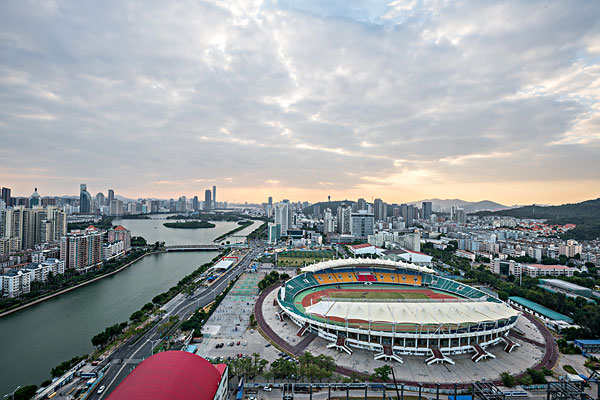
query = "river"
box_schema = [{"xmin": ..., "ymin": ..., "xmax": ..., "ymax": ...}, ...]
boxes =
[
  {"xmin": 112, "ymin": 216, "xmax": 260, "ymax": 245},
  {"xmin": 0, "ymin": 218, "xmax": 259, "ymax": 394}
]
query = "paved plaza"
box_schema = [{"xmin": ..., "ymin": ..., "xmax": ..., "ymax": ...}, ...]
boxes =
[{"xmin": 197, "ymin": 272, "xmax": 286, "ymax": 363}]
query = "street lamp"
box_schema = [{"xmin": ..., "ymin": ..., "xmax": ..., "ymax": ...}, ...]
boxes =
[
  {"xmin": 4, "ymin": 385, "xmax": 20, "ymax": 400},
  {"xmin": 149, "ymin": 339, "xmax": 161, "ymax": 357}
]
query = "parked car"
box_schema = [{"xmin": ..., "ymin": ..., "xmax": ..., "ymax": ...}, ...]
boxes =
[
  {"xmin": 263, "ymin": 387, "xmax": 272, "ymax": 392},
  {"xmin": 264, "ymin": 343, "xmax": 271, "ymax": 347},
  {"xmin": 97, "ymin": 386, "xmax": 105, "ymax": 394}
]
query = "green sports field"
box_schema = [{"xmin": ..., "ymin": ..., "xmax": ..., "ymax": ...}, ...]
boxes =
[{"xmin": 327, "ymin": 291, "xmax": 430, "ymax": 300}]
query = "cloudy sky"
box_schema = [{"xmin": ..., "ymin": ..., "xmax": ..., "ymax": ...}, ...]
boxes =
[{"xmin": 1, "ymin": 0, "xmax": 599, "ymax": 205}]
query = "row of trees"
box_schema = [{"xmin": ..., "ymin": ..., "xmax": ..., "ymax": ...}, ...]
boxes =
[
  {"xmin": 500, "ymin": 367, "xmax": 552, "ymax": 387},
  {"xmin": 226, "ymin": 352, "xmax": 336, "ymax": 382},
  {"xmin": 257, "ymin": 271, "xmax": 290, "ymax": 291},
  {"xmin": 91, "ymin": 322, "xmax": 128, "ymax": 348},
  {"xmin": 151, "ymin": 250, "xmax": 229, "ymax": 306}
]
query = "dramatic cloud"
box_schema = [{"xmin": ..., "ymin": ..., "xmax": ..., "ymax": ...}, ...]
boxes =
[{"xmin": 0, "ymin": 0, "xmax": 599, "ymax": 204}]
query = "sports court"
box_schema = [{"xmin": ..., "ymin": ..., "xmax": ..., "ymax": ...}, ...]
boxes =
[{"xmin": 229, "ymin": 273, "xmax": 261, "ymax": 301}]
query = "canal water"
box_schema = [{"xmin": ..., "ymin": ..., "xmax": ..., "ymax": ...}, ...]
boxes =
[{"xmin": 0, "ymin": 218, "xmax": 259, "ymax": 394}]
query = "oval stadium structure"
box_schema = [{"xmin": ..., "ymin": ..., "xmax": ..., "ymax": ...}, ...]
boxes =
[{"xmin": 276, "ymin": 259, "xmax": 520, "ymax": 364}]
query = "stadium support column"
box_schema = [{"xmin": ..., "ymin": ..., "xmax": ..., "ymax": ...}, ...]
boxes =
[
  {"xmin": 346, "ymin": 385, "xmax": 349, "ymax": 400},
  {"xmin": 310, "ymin": 385, "xmax": 312, "ymax": 400},
  {"xmin": 453, "ymin": 383, "xmax": 458, "ymax": 400},
  {"xmin": 364, "ymin": 385, "xmax": 367, "ymax": 400},
  {"xmin": 418, "ymin": 383, "xmax": 422, "ymax": 400},
  {"xmin": 436, "ymin": 383, "xmax": 440, "ymax": 400},
  {"xmin": 328, "ymin": 385, "xmax": 331, "ymax": 400},
  {"xmin": 382, "ymin": 387, "xmax": 385, "ymax": 400}
]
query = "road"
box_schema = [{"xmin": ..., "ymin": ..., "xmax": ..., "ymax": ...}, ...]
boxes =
[{"xmin": 83, "ymin": 243, "xmax": 264, "ymax": 400}]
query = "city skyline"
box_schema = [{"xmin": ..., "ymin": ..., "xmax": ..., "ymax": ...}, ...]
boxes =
[{"xmin": 1, "ymin": 1, "xmax": 599, "ymax": 205}]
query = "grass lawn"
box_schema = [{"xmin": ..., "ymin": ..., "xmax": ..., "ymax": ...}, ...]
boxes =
[
  {"xmin": 328, "ymin": 291, "xmax": 430, "ymax": 300},
  {"xmin": 278, "ymin": 256, "xmax": 333, "ymax": 267}
]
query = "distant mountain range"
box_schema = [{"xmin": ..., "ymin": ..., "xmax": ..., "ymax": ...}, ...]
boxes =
[
  {"xmin": 303, "ymin": 198, "xmax": 509, "ymax": 215},
  {"xmin": 409, "ymin": 199, "xmax": 509, "ymax": 213}
]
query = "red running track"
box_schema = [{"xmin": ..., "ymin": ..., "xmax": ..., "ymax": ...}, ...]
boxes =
[{"xmin": 299, "ymin": 287, "xmax": 458, "ymax": 308}]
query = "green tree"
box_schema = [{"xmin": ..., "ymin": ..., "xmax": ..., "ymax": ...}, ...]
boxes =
[
  {"xmin": 270, "ymin": 357, "xmax": 297, "ymax": 379},
  {"xmin": 500, "ymin": 372, "xmax": 515, "ymax": 388},
  {"xmin": 14, "ymin": 385, "xmax": 38, "ymax": 400},
  {"xmin": 372, "ymin": 365, "xmax": 392, "ymax": 381}
]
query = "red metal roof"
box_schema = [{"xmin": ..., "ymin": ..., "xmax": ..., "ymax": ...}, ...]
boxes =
[
  {"xmin": 527, "ymin": 264, "xmax": 573, "ymax": 270},
  {"xmin": 114, "ymin": 225, "xmax": 127, "ymax": 230},
  {"xmin": 350, "ymin": 243, "xmax": 373, "ymax": 249},
  {"xmin": 107, "ymin": 351, "xmax": 223, "ymax": 400}
]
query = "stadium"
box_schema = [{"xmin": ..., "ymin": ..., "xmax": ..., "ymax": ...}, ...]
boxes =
[{"xmin": 276, "ymin": 259, "xmax": 520, "ymax": 364}]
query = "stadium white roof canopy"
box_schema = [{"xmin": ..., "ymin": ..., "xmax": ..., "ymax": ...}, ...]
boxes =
[
  {"xmin": 300, "ymin": 258, "xmax": 436, "ymax": 275},
  {"xmin": 305, "ymin": 300, "xmax": 518, "ymax": 325}
]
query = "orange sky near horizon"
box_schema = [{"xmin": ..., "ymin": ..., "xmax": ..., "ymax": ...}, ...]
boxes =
[{"xmin": 4, "ymin": 178, "xmax": 598, "ymax": 206}]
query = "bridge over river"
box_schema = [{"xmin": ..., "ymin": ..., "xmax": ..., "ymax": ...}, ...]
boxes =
[{"xmin": 164, "ymin": 244, "xmax": 223, "ymax": 252}]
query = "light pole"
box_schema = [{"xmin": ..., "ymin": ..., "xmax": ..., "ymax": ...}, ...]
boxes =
[
  {"xmin": 4, "ymin": 385, "xmax": 20, "ymax": 400},
  {"xmin": 149, "ymin": 339, "xmax": 161, "ymax": 357}
]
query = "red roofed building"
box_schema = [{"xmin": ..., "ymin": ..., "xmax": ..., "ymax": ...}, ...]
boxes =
[
  {"xmin": 349, "ymin": 243, "xmax": 377, "ymax": 255},
  {"xmin": 523, "ymin": 264, "xmax": 576, "ymax": 278},
  {"xmin": 107, "ymin": 351, "xmax": 228, "ymax": 400},
  {"xmin": 108, "ymin": 226, "xmax": 131, "ymax": 252}
]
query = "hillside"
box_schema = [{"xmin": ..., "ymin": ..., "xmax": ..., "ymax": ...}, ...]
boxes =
[{"xmin": 475, "ymin": 198, "xmax": 600, "ymax": 241}]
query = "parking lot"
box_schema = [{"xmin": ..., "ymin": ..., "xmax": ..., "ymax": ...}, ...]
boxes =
[{"xmin": 196, "ymin": 272, "xmax": 285, "ymax": 363}]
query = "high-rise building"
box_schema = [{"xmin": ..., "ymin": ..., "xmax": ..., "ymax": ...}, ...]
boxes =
[
  {"xmin": 96, "ymin": 192, "xmax": 105, "ymax": 210},
  {"xmin": 274, "ymin": 202, "xmax": 290, "ymax": 234},
  {"xmin": 313, "ymin": 204, "xmax": 320, "ymax": 218},
  {"xmin": 422, "ymin": 201, "xmax": 432, "ymax": 220},
  {"xmin": 405, "ymin": 205, "xmax": 415, "ymax": 227},
  {"xmin": 60, "ymin": 228, "xmax": 103, "ymax": 271},
  {"xmin": 212, "ymin": 186, "xmax": 216, "ymax": 209},
  {"xmin": 107, "ymin": 189, "xmax": 115, "ymax": 206},
  {"xmin": 373, "ymin": 198, "xmax": 384, "ymax": 221},
  {"xmin": 351, "ymin": 211, "xmax": 374, "ymax": 237},
  {"xmin": 110, "ymin": 200, "xmax": 124, "ymax": 216},
  {"xmin": 268, "ymin": 197, "xmax": 273, "ymax": 207},
  {"xmin": 1, "ymin": 187, "xmax": 11, "ymax": 207},
  {"xmin": 336, "ymin": 205, "xmax": 352, "ymax": 234},
  {"xmin": 29, "ymin": 188, "xmax": 41, "ymax": 207},
  {"xmin": 204, "ymin": 190, "xmax": 212, "ymax": 210},
  {"xmin": 455, "ymin": 207, "xmax": 466, "ymax": 224},
  {"xmin": 79, "ymin": 184, "xmax": 92, "ymax": 213},
  {"xmin": 0, "ymin": 206, "xmax": 66, "ymax": 253},
  {"xmin": 357, "ymin": 198, "xmax": 367, "ymax": 211},
  {"xmin": 323, "ymin": 208, "xmax": 334, "ymax": 234},
  {"xmin": 192, "ymin": 196, "xmax": 199, "ymax": 211}
]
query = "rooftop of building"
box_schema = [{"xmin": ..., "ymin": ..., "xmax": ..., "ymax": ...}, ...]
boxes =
[
  {"xmin": 107, "ymin": 351, "xmax": 226, "ymax": 400},
  {"xmin": 508, "ymin": 296, "xmax": 573, "ymax": 323},
  {"xmin": 350, "ymin": 243, "xmax": 374, "ymax": 249},
  {"xmin": 539, "ymin": 279, "xmax": 591, "ymax": 292},
  {"xmin": 526, "ymin": 264, "xmax": 574, "ymax": 270}
]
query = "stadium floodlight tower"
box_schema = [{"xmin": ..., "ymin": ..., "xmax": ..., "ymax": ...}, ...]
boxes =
[
  {"xmin": 546, "ymin": 381, "xmax": 595, "ymax": 400},
  {"xmin": 471, "ymin": 382, "xmax": 505, "ymax": 400}
]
